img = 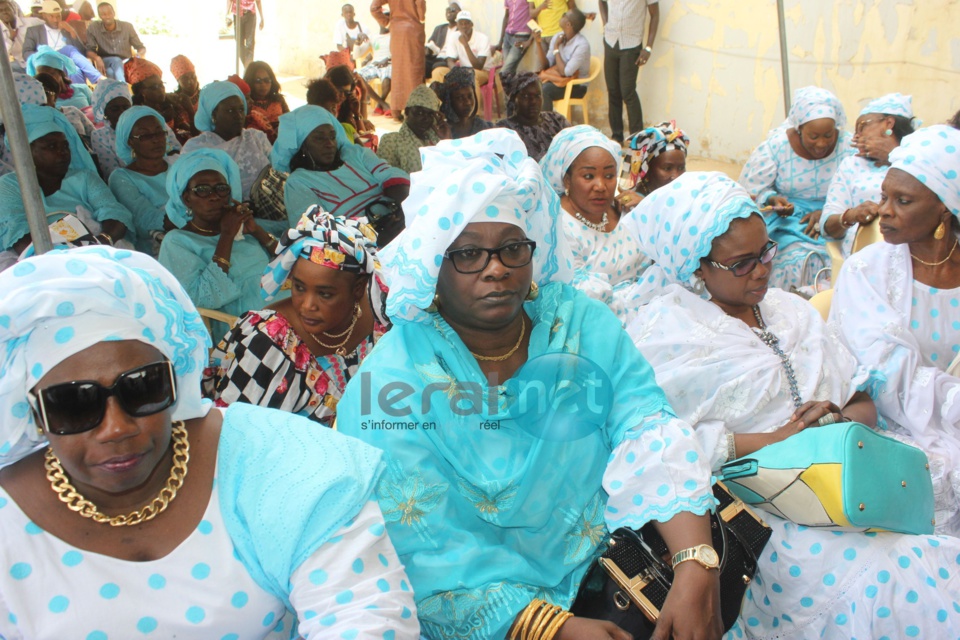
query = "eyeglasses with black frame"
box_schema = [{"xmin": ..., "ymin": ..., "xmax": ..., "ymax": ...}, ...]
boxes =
[
  {"xmin": 188, "ymin": 183, "xmax": 232, "ymax": 198},
  {"xmin": 28, "ymin": 361, "xmax": 178, "ymax": 436},
  {"xmin": 705, "ymin": 240, "xmax": 778, "ymax": 277},
  {"xmin": 130, "ymin": 131, "xmax": 166, "ymax": 143},
  {"xmin": 443, "ymin": 240, "xmax": 537, "ymax": 274}
]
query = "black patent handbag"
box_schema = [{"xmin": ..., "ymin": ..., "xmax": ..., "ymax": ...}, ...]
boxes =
[{"xmin": 570, "ymin": 482, "xmax": 772, "ymax": 638}]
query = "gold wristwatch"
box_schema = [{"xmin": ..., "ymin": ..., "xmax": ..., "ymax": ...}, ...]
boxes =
[{"xmin": 671, "ymin": 544, "xmax": 720, "ymax": 571}]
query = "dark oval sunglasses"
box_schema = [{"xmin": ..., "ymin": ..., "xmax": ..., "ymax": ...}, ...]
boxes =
[
  {"xmin": 28, "ymin": 361, "xmax": 177, "ymax": 436},
  {"xmin": 705, "ymin": 240, "xmax": 778, "ymax": 277}
]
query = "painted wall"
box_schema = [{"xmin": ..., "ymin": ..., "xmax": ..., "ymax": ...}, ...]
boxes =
[{"xmin": 278, "ymin": 0, "xmax": 960, "ymax": 163}]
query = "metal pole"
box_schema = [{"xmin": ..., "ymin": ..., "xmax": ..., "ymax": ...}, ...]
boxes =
[
  {"xmin": 776, "ymin": 0, "xmax": 792, "ymax": 115},
  {"xmin": 235, "ymin": 0, "xmax": 241, "ymax": 74},
  {"xmin": 0, "ymin": 35, "xmax": 54, "ymax": 255}
]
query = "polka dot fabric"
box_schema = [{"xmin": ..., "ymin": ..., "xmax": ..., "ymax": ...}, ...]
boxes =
[
  {"xmin": 0, "ymin": 473, "xmax": 290, "ymax": 639},
  {"xmin": 889, "ymin": 125, "xmax": 960, "ymax": 217},
  {"xmin": 0, "ymin": 246, "xmax": 210, "ymax": 467},
  {"xmin": 0, "ymin": 74, "xmax": 46, "ymax": 126},
  {"xmin": 910, "ymin": 285, "xmax": 960, "ymax": 368},
  {"xmin": 859, "ymin": 92, "xmax": 914, "ymax": 119},
  {"xmin": 786, "ymin": 86, "xmax": 847, "ymax": 130}
]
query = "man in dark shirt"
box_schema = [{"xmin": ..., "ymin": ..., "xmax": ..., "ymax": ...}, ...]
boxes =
[{"xmin": 85, "ymin": 1, "xmax": 145, "ymax": 80}]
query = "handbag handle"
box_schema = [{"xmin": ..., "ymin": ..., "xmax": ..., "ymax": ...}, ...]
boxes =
[{"xmin": 717, "ymin": 458, "xmax": 758, "ymax": 481}]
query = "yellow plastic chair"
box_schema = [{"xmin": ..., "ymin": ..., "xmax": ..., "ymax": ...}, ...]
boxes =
[
  {"xmin": 809, "ymin": 289, "xmax": 834, "ymax": 322},
  {"xmin": 197, "ymin": 308, "xmax": 239, "ymax": 344},
  {"xmin": 825, "ymin": 240, "xmax": 844, "ymax": 281},
  {"xmin": 852, "ymin": 217, "xmax": 882, "ymax": 254},
  {"xmin": 553, "ymin": 56, "xmax": 602, "ymax": 124}
]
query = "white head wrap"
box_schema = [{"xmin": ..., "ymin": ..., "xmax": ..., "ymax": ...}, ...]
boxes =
[
  {"xmin": 379, "ymin": 129, "xmax": 573, "ymax": 323},
  {"xmin": 538, "ymin": 124, "xmax": 622, "ymax": 195},
  {"xmin": 0, "ymin": 246, "xmax": 211, "ymax": 466},
  {"xmin": 787, "ymin": 86, "xmax": 847, "ymax": 130},
  {"xmin": 889, "ymin": 125, "xmax": 960, "ymax": 217},
  {"xmin": 859, "ymin": 92, "xmax": 914, "ymax": 119}
]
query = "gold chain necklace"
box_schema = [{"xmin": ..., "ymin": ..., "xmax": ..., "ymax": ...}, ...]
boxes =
[
  {"xmin": 310, "ymin": 304, "xmax": 362, "ymax": 357},
  {"xmin": 911, "ymin": 239, "xmax": 959, "ymax": 267},
  {"xmin": 45, "ymin": 421, "xmax": 189, "ymax": 527},
  {"xmin": 470, "ymin": 316, "xmax": 526, "ymax": 362},
  {"xmin": 188, "ymin": 220, "xmax": 217, "ymax": 234}
]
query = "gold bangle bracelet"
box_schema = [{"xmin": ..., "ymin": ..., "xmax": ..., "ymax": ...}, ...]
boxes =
[
  {"xmin": 510, "ymin": 600, "xmax": 543, "ymax": 640},
  {"xmin": 213, "ymin": 255, "xmax": 231, "ymax": 269},
  {"xmin": 540, "ymin": 610, "xmax": 572, "ymax": 640},
  {"xmin": 99, "ymin": 232, "xmax": 113, "ymax": 245},
  {"xmin": 530, "ymin": 605, "xmax": 560, "ymax": 640},
  {"xmin": 524, "ymin": 603, "xmax": 553, "ymax": 640}
]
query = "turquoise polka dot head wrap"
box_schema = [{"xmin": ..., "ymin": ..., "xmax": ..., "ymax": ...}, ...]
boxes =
[
  {"xmin": 91, "ymin": 78, "xmax": 132, "ymax": 124},
  {"xmin": 164, "ymin": 148, "xmax": 243, "ymax": 228},
  {"xmin": 787, "ymin": 86, "xmax": 847, "ymax": 130},
  {"xmin": 194, "ymin": 80, "xmax": 247, "ymax": 133},
  {"xmin": 379, "ymin": 128, "xmax": 573, "ymax": 323},
  {"xmin": 889, "ymin": 125, "xmax": 960, "ymax": 217},
  {"xmin": 0, "ymin": 246, "xmax": 211, "ymax": 466},
  {"xmin": 622, "ymin": 171, "xmax": 760, "ymax": 302},
  {"xmin": 859, "ymin": 92, "xmax": 914, "ymax": 120},
  {"xmin": 114, "ymin": 105, "xmax": 167, "ymax": 165},
  {"xmin": 538, "ymin": 124, "xmax": 622, "ymax": 196}
]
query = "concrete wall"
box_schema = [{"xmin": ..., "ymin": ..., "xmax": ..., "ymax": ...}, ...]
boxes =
[{"xmin": 278, "ymin": 0, "xmax": 960, "ymax": 164}]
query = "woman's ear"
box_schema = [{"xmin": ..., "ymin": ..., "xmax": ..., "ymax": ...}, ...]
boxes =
[{"xmin": 353, "ymin": 274, "xmax": 371, "ymax": 301}]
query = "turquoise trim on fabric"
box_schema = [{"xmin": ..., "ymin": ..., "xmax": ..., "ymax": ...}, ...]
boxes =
[
  {"xmin": 680, "ymin": 195, "xmax": 757, "ymax": 282},
  {"xmin": 607, "ymin": 493, "xmax": 716, "ymax": 530}
]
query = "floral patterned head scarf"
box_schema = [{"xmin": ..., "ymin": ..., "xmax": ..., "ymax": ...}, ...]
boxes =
[
  {"xmin": 620, "ymin": 120, "xmax": 689, "ymax": 190},
  {"xmin": 170, "ymin": 54, "xmax": 195, "ymax": 81},
  {"xmin": 262, "ymin": 206, "xmax": 380, "ymax": 301}
]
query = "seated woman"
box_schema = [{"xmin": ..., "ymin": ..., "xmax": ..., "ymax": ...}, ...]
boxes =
[
  {"xmin": 26, "ymin": 46, "xmax": 93, "ymax": 113},
  {"xmin": 620, "ymin": 120, "xmax": 689, "ymax": 207},
  {"xmin": 0, "ymin": 73, "xmax": 51, "ymax": 177},
  {"xmin": 211, "ymin": 208, "xmax": 389, "ymax": 427},
  {"xmin": 496, "ymin": 71, "xmax": 571, "ymax": 161},
  {"xmin": 182, "ymin": 81, "xmax": 273, "ymax": 201},
  {"xmin": 377, "ymin": 85, "xmax": 442, "ymax": 173},
  {"xmin": 832, "ymin": 125, "xmax": 960, "ymax": 533},
  {"xmin": 271, "ymin": 105, "xmax": 409, "ymax": 227},
  {"xmin": 821, "ymin": 93, "xmax": 918, "ymax": 257},
  {"xmin": 532, "ymin": 8, "xmax": 590, "ymax": 112},
  {"xmin": 0, "ymin": 246, "xmax": 420, "ymax": 639},
  {"xmin": 430, "ymin": 66, "xmax": 492, "ymax": 139},
  {"xmin": 243, "ymin": 61, "xmax": 290, "ymax": 143},
  {"xmin": 158, "ymin": 148, "xmax": 284, "ymax": 329},
  {"xmin": 625, "ymin": 170, "xmax": 960, "ymax": 637},
  {"xmin": 338, "ymin": 129, "xmax": 722, "ymax": 640},
  {"xmin": 739, "ymin": 86, "xmax": 854, "ymax": 292},
  {"xmin": 89, "ymin": 78, "xmax": 132, "ymax": 179},
  {"xmin": 125, "ymin": 57, "xmax": 197, "ymax": 146},
  {"xmin": 108, "ymin": 106, "xmax": 178, "ymax": 256},
  {"xmin": 539, "ymin": 124, "xmax": 651, "ymax": 324},
  {"xmin": 32, "ymin": 71, "xmax": 95, "ymax": 147},
  {"xmin": 171, "ymin": 54, "xmax": 200, "ymax": 120},
  {"xmin": 0, "ymin": 104, "xmax": 133, "ymax": 256}
]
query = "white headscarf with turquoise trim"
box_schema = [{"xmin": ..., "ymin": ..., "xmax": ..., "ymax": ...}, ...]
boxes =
[
  {"xmin": 538, "ymin": 124, "xmax": 622, "ymax": 195},
  {"xmin": 623, "ymin": 171, "xmax": 760, "ymax": 302},
  {"xmin": 0, "ymin": 246, "xmax": 211, "ymax": 467},
  {"xmin": 889, "ymin": 125, "xmax": 960, "ymax": 217},
  {"xmin": 379, "ymin": 128, "xmax": 573, "ymax": 323},
  {"xmin": 859, "ymin": 92, "xmax": 914, "ymax": 119},
  {"xmin": 787, "ymin": 86, "xmax": 847, "ymax": 130}
]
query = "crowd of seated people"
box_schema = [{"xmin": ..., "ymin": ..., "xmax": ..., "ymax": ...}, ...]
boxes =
[{"xmin": 4, "ymin": 2, "xmax": 960, "ymax": 639}]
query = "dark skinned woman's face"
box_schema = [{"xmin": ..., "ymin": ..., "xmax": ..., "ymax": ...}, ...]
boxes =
[
  {"xmin": 300, "ymin": 124, "xmax": 339, "ymax": 168},
  {"xmin": 138, "ymin": 75, "xmax": 166, "ymax": 107},
  {"xmin": 514, "ymin": 82, "xmax": 542, "ymax": 125},
  {"xmin": 127, "ymin": 116, "xmax": 167, "ymax": 161},
  {"xmin": 31, "ymin": 131, "xmax": 71, "ymax": 178},
  {"xmin": 450, "ymin": 85, "xmax": 475, "ymax": 120},
  {"xmin": 877, "ymin": 168, "xmax": 951, "ymax": 246},
  {"xmin": 644, "ymin": 149, "xmax": 686, "ymax": 193},
  {"xmin": 212, "ymin": 95, "xmax": 246, "ymax": 140},
  {"xmin": 103, "ymin": 96, "xmax": 132, "ymax": 129}
]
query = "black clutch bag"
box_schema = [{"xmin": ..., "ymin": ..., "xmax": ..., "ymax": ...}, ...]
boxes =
[{"xmin": 570, "ymin": 482, "xmax": 772, "ymax": 638}]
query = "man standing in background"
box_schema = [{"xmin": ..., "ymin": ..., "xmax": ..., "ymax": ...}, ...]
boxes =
[
  {"xmin": 85, "ymin": 1, "xmax": 145, "ymax": 80},
  {"xmin": 532, "ymin": 0, "xmax": 574, "ymax": 39},
  {"xmin": 599, "ymin": 0, "xmax": 658, "ymax": 143},
  {"xmin": 226, "ymin": 0, "xmax": 263, "ymax": 69}
]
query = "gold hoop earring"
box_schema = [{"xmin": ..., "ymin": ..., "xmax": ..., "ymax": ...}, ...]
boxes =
[
  {"xmin": 935, "ymin": 222, "xmax": 947, "ymax": 240},
  {"xmin": 526, "ymin": 281, "xmax": 539, "ymax": 300}
]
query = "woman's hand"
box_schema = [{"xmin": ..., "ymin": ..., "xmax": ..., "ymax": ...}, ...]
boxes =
[
  {"xmin": 219, "ymin": 201, "xmax": 252, "ymax": 239},
  {"xmin": 764, "ymin": 195, "xmax": 794, "ymax": 217},
  {"xmin": 652, "ymin": 563, "xmax": 722, "ymax": 640},
  {"xmin": 846, "ymin": 201, "xmax": 879, "ymax": 226},
  {"xmin": 556, "ymin": 617, "xmax": 632, "ymax": 640},
  {"xmin": 100, "ymin": 220, "xmax": 127, "ymax": 241},
  {"xmin": 775, "ymin": 400, "xmax": 844, "ymax": 440},
  {"xmin": 618, "ymin": 191, "xmax": 644, "ymax": 212},
  {"xmin": 856, "ymin": 132, "xmax": 899, "ymax": 166},
  {"xmin": 801, "ymin": 209, "xmax": 823, "ymax": 239}
]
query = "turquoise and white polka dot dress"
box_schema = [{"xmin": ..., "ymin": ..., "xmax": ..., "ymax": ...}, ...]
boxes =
[
  {"xmin": 821, "ymin": 154, "xmax": 889, "ymax": 257},
  {"xmin": 910, "ymin": 284, "xmax": 960, "ymax": 369}
]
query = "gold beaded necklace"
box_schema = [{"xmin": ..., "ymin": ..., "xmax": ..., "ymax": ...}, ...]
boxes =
[{"xmin": 45, "ymin": 421, "xmax": 189, "ymax": 527}]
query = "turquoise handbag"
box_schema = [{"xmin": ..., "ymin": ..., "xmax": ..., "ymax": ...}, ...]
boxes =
[{"xmin": 719, "ymin": 422, "xmax": 935, "ymax": 535}]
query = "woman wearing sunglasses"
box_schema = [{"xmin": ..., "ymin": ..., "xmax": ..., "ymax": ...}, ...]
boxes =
[
  {"xmin": 271, "ymin": 105, "xmax": 409, "ymax": 227},
  {"xmin": 210, "ymin": 207, "xmax": 389, "ymax": 427},
  {"xmin": 0, "ymin": 246, "xmax": 419, "ymax": 639},
  {"xmin": 158, "ymin": 149, "xmax": 287, "ymax": 333},
  {"xmin": 623, "ymin": 172, "xmax": 960, "ymax": 637},
  {"xmin": 107, "ymin": 106, "xmax": 180, "ymax": 257},
  {"xmin": 337, "ymin": 130, "xmax": 723, "ymax": 640}
]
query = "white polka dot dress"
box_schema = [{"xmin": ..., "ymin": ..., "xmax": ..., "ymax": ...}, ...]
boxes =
[{"xmin": 910, "ymin": 284, "xmax": 960, "ymax": 369}]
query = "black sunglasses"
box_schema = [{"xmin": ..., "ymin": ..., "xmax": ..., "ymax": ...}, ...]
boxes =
[
  {"xmin": 705, "ymin": 240, "xmax": 778, "ymax": 277},
  {"xmin": 189, "ymin": 183, "xmax": 232, "ymax": 198},
  {"xmin": 443, "ymin": 240, "xmax": 537, "ymax": 274},
  {"xmin": 28, "ymin": 361, "xmax": 177, "ymax": 436}
]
